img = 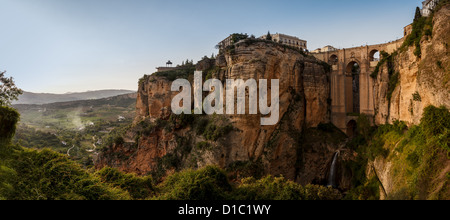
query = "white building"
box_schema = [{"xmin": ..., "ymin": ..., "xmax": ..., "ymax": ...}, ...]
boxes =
[
  {"xmin": 311, "ymin": 45, "xmax": 338, "ymax": 54},
  {"xmin": 422, "ymin": 0, "xmax": 440, "ymax": 17},
  {"xmin": 260, "ymin": 33, "xmax": 307, "ymax": 51}
]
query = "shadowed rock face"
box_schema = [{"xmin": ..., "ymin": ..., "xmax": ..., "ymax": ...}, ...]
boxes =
[{"xmin": 96, "ymin": 40, "xmax": 342, "ymax": 184}]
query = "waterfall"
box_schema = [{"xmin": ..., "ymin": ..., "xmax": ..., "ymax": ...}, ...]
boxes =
[{"xmin": 327, "ymin": 151, "xmax": 340, "ymax": 188}]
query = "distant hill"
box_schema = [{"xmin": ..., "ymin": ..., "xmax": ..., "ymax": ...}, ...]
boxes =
[{"xmin": 13, "ymin": 89, "xmax": 136, "ymax": 105}]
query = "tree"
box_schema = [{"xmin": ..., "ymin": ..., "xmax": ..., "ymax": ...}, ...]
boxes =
[
  {"xmin": 0, "ymin": 71, "xmax": 23, "ymax": 107},
  {"xmin": 266, "ymin": 31, "xmax": 272, "ymax": 41},
  {"xmin": 414, "ymin": 7, "xmax": 422, "ymax": 21}
]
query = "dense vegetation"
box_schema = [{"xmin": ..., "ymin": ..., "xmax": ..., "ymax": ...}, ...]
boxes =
[
  {"xmin": 400, "ymin": 9, "xmax": 433, "ymax": 58},
  {"xmin": 154, "ymin": 166, "xmax": 341, "ymax": 200},
  {"xmin": 345, "ymin": 106, "xmax": 450, "ymax": 200},
  {"xmin": 0, "ymin": 106, "xmax": 131, "ymax": 200}
]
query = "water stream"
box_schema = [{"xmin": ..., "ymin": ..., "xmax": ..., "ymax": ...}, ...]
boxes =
[{"xmin": 327, "ymin": 151, "xmax": 340, "ymax": 188}]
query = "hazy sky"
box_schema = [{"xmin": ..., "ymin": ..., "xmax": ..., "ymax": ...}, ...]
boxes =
[{"xmin": 0, "ymin": 0, "xmax": 423, "ymax": 93}]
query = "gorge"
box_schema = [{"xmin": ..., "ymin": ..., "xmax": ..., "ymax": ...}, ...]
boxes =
[{"xmin": 95, "ymin": 2, "xmax": 450, "ymax": 199}]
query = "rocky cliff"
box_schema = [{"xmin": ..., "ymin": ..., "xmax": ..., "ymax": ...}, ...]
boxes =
[
  {"xmin": 369, "ymin": 3, "xmax": 450, "ymax": 199},
  {"xmin": 373, "ymin": 3, "xmax": 450, "ymax": 125},
  {"xmin": 96, "ymin": 40, "xmax": 346, "ymax": 185}
]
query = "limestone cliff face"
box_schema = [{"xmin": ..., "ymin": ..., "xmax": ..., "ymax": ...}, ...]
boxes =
[
  {"xmin": 214, "ymin": 41, "xmax": 332, "ymax": 181},
  {"xmin": 135, "ymin": 77, "xmax": 174, "ymax": 122},
  {"xmin": 370, "ymin": 4, "xmax": 450, "ymax": 200},
  {"xmin": 374, "ymin": 4, "xmax": 450, "ymax": 125},
  {"xmin": 96, "ymin": 40, "xmax": 340, "ymax": 184}
]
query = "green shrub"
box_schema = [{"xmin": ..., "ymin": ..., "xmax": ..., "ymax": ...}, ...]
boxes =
[
  {"xmin": 367, "ymin": 138, "xmax": 389, "ymax": 160},
  {"xmin": 169, "ymin": 113, "xmax": 194, "ymax": 130},
  {"xmin": 234, "ymin": 176, "xmax": 304, "ymax": 200},
  {"xmin": 393, "ymin": 120, "xmax": 408, "ymax": 134},
  {"xmin": 421, "ymin": 106, "xmax": 450, "ymax": 151},
  {"xmin": 203, "ymin": 123, "xmax": 233, "ymax": 141},
  {"xmin": 96, "ymin": 167, "xmax": 154, "ymax": 200},
  {"xmin": 196, "ymin": 116, "xmax": 233, "ymax": 141},
  {"xmin": 3, "ymin": 148, "xmax": 130, "ymax": 200},
  {"xmin": 234, "ymin": 176, "xmax": 341, "ymax": 200},
  {"xmin": 196, "ymin": 141, "xmax": 211, "ymax": 151},
  {"xmin": 302, "ymin": 184, "xmax": 342, "ymax": 200},
  {"xmin": 195, "ymin": 118, "xmax": 209, "ymax": 135},
  {"xmin": 344, "ymin": 176, "xmax": 380, "ymax": 200},
  {"xmin": 155, "ymin": 166, "xmax": 232, "ymax": 200},
  {"xmin": 421, "ymin": 106, "xmax": 450, "ymax": 139},
  {"xmin": 406, "ymin": 150, "xmax": 421, "ymax": 169},
  {"xmin": 0, "ymin": 106, "xmax": 20, "ymax": 143},
  {"xmin": 401, "ymin": 15, "xmax": 433, "ymax": 58}
]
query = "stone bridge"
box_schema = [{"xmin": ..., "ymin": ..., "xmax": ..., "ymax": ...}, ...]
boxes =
[{"xmin": 312, "ymin": 39, "xmax": 404, "ymax": 136}]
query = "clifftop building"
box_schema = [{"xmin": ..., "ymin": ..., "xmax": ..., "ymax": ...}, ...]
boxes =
[
  {"xmin": 311, "ymin": 45, "xmax": 338, "ymax": 54},
  {"xmin": 156, "ymin": 60, "xmax": 178, "ymax": 72},
  {"xmin": 422, "ymin": 0, "xmax": 440, "ymax": 17},
  {"xmin": 217, "ymin": 33, "xmax": 248, "ymax": 51},
  {"xmin": 260, "ymin": 33, "xmax": 307, "ymax": 51}
]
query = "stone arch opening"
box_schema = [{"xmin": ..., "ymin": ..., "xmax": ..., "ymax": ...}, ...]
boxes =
[
  {"xmin": 329, "ymin": 54, "xmax": 338, "ymax": 65},
  {"xmin": 369, "ymin": 49, "xmax": 380, "ymax": 61},
  {"xmin": 345, "ymin": 61, "xmax": 360, "ymax": 113},
  {"xmin": 346, "ymin": 120, "xmax": 357, "ymax": 137}
]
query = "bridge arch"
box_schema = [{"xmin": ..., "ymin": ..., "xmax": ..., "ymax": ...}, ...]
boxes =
[
  {"xmin": 345, "ymin": 60, "xmax": 361, "ymax": 75},
  {"xmin": 311, "ymin": 40, "xmax": 405, "ymax": 134},
  {"xmin": 329, "ymin": 54, "xmax": 338, "ymax": 65},
  {"xmin": 345, "ymin": 61, "xmax": 361, "ymax": 114},
  {"xmin": 346, "ymin": 120, "xmax": 357, "ymax": 137},
  {"xmin": 369, "ymin": 49, "xmax": 380, "ymax": 61}
]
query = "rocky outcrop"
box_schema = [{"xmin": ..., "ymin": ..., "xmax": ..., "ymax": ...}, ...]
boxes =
[
  {"xmin": 135, "ymin": 77, "xmax": 175, "ymax": 122},
  {"xmin": 96, "ymin": 40, "xmax": 342, "ymax": 184},
  {"xmin": 374, "ymin": 4, "xmax": 450, "ymax": 125}
]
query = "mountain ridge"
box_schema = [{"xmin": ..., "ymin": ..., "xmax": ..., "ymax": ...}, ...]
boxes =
[{"xmin": 13, "ymin": 89, "xmax": 136, "ymax": 105}]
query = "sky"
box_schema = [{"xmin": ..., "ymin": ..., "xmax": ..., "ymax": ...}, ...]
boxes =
[{"xmin": 0, "ymin": 0, "xmax": 424, "ymax": 94}]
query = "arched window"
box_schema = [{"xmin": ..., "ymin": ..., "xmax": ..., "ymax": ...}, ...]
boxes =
[
  {"xmin": 369, "ymin": 50, "xmax": 380, "ymax": 62},
  {"xmin": 329, "ymin": 55, "xmax": 338, "ymax": 65}
]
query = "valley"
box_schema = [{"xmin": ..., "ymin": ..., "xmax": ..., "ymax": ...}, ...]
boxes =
[{"xmin": 12, "ymin": 93, "xmax": 137, "ymax": 165}]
